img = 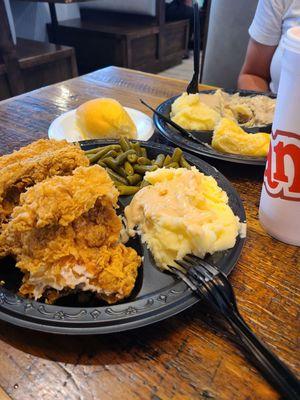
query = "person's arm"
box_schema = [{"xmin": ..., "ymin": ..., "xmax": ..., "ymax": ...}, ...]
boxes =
[{"xmin": 238, "ymin": 38, "xmax": 277, "ymax": 92}]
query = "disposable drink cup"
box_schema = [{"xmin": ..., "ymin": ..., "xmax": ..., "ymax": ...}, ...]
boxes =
[{"xmin": 259, "ymin": 26, "xmax": 300, "ymax": 246}]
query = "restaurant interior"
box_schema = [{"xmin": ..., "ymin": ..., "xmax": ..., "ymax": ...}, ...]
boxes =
[
  {"xmin": 1, "ymin": 0, "xmax": 260, "ymax": 99},
  {"xmin": 0, "ymin": 1, "xmax": 299, "ymax": 400}
]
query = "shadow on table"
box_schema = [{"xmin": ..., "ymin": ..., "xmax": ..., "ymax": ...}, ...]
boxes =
[
  {"xmin": 0, "ymin": 300, "xmax": 236, "ymax": 366},
  {"xmin": 200, "ymin": 157, "xmax": 265, "ymax": 183}
]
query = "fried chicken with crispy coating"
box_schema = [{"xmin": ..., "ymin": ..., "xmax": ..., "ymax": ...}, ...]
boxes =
[
  {"xmin": 0, "ymin": 165, "xmax": 141, "ymax": 304},
  {"xmin": 0, "ymin": 139, "xmax": 89, "ymax": 225},
  {"xmin": 0, "ymin": 139, "xmax": 69, "ymax": 169}
]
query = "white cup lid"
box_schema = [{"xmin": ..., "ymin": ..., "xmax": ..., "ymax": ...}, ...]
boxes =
[{"xmin": 284, "ymin": 26, "xmax": 300, "ymax": 53}]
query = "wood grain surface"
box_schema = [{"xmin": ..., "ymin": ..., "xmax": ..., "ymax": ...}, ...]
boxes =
[{"xmin": 0, "ymin": 67, "xmax": 299, "ymax": 400}]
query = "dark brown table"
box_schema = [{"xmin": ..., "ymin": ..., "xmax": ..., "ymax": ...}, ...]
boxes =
[{"xmin": 0, "ymin": 67, "xmax": 299, "ymax": 400}]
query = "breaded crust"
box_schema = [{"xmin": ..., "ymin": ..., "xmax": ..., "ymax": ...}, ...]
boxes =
[{"xmin": 0, "ymin": 165, "xmax": 141, "ymax": 303}]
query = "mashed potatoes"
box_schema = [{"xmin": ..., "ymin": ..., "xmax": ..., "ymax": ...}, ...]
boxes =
[
  {"xmin": 171, "ymin": 93, "xmax": 220, "ymax": 131},
  {"xmin": 171, "ymin": 91, "xmax": 275, "ymax": 131},
  {"xmin": 221, "ymin": 91, "xmax": 275, "ymax": 127},
  {"xmin": 76, "ymin": 98, "xmax": 137, "ymax": 139},
  {"xmin": 212, "ymin": 118, "xmax": 270, "ymax": 157},
  {"xmin": 125, "ymin": 167, "xmax": 241, "ymax": 269}
]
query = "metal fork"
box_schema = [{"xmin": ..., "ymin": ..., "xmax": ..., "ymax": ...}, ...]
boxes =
[{"xmin": 169, "ymin": 255, "xmax": 300, "ymax": 400}]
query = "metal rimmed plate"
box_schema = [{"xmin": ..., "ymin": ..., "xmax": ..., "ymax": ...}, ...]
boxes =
[
  {"xmin": 0, "ymin": 141, "xmax": 246, "ymax": 335},
  {"xmin": 154, "ymin": 90, "xmax": 276, "ymax": 165}
]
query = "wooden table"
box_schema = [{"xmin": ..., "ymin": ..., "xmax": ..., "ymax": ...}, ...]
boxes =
[{"xmin": 0, "ymin": 67, "xmax": 299, "ymax": 400}]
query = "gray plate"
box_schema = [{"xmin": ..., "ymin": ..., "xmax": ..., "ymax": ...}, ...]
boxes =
[
  {"xmin": 154, "ymin": 90, "xmax": 276, "ymax": 165},
  {"xmin": 0, "ymin": 141, "xmax": 246, "ymax": 335}
]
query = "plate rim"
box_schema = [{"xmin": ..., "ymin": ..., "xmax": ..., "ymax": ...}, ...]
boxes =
[{"xmin": 0, "ymin": 140, "xmax": 246, "ymax": 335}]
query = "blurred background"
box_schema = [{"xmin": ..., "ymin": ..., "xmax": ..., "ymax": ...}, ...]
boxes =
[{"xmin": 1, "ymin": 0, "xmax": 258, "ymax": 101}]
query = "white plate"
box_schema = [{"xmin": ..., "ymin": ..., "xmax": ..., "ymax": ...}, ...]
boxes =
[{"xmin": 48, "ymin": 107, "xmax": 155, "ymax": 142}]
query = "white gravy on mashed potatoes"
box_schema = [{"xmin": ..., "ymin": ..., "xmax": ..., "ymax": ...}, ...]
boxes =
[{"xmin": 125, "ymin": 167, "xmax": 242, "ymax": 269}]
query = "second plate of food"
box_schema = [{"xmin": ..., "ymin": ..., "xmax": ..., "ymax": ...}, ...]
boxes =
[
  {"xmin": 154, "ymin": 89, "xmax": 276, "ymax": 165},
  {"xmin": 0, "ymin": 140, "xmax": 246, "ymax": 335}
]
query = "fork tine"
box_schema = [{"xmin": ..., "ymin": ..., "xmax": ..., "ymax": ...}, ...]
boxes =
[
  {"xmin": 182, "ymin": 255, "xmax": 218, "ymax": 280},
  {"xmin": 183, "ymin": 254, "xmax": 199, "ymax": 265},
  {"xmin": 179, "ymin": 255, "xmax": 212, "ymax": 282},
  {"xmin": 198, "ymin": 261, "xmax": 219, "ymax": 277},
  {"xmin": 174, "ymin": 259, "xmax": 208, "ymax": 286},
  {"xmin": 185, "ymin": 255, "xmax": 220, "ymax": 276},
  {"xmin": 191, "ymin": 265, "xmax": 211, "ymax": 282},
  {"xmin": 170, "ymin": 265, "xmax": 219, "ymax": 306},
  {"xmin": 168, "ymin": 266, "xmax": 197, "ymax": 291},
  {"xmin": 170, "ymin": 265, "xmax": 214, "ymax": 304},
  {"xmin": 174, "ymin": 259, "xmax": 191, "ymax": 271}
]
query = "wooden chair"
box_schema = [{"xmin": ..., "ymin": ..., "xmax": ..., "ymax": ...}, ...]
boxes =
[
  {"xmin": 0, "ymin": 0, "xmax": 25, "ymax": 97},
  {"xmin": 47, "ymin": 0, "xmax": 189, "ymax": 74},
  {"xmin": 0, "ymin": 0, "xmax": 78, "ymax": 101}
]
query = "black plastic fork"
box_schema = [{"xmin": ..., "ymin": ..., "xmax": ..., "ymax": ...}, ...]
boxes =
[
  {"xmin": 140, "ymin": 98, "xmax": 212, "ymax": 147},
  {"xmin": 169, "ymin": 255, "xmax": 300, "ymax": 400},
  {"xmin": 186, "ymin": 2, "xmax": 201, "ymax": 94}
]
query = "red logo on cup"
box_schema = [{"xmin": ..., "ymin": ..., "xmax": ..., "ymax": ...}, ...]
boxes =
[{"xmin": 264, "ymin": 129, "xmax": 300, "ymax": 201}]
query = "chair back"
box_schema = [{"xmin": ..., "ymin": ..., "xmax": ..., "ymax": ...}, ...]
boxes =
[
  {"xmin": 201, "ymin": 0, "xmax": 258, "ymax": 89},
  {"xmin": 79, "ymin": 0, "xmax": 157, "ymax": 17},
  {"xmin": 4, "ymin": 0, "xmax": 16, "ymax": 44},
  {"xmin": 0, "ymin": 0, "xmax": 24, "ymax": 95}
]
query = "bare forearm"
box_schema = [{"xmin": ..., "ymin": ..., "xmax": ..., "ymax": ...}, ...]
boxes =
[
  {"xmin": 238, "ymin": 73, "xmax": 270, "ymax": 92},
  {"xmin": 238, "ymin": 39, "xmax": 276, "ymax": 92}
]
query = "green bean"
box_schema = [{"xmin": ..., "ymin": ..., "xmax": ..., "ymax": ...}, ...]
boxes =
[
  {"xmin": 171, "ymin": 148, "xmax": 183, "ymax": 163},
  {"xmin": 111, "ymin": 145, "xmax": 123, "ymax": 151},
  {"xmin": 140, "ymin": 180, "xmax": 150, "ymax": 188},
  {"xmin": 127, "ymin": 153, "xmax": 138, "ymax": 163},
  {"xmin": 97, "ymin": 160, "xmax": 107, "ymax": 167},
  {"xmin": 117, "ymin": 185, "xmax": 140, "ymax": 196},
  {"xmin": 88, "ymin": 146, "xmax": 120, "ymax": 163},
  {"xmin": 124, "ymin": 161, "xmax": 134, "ymax": 176},
  {"xmin": 134, "ymin": 164, "xmax": 158, "ymax": 174},
  {"xmin": 119, "ymin": 136, "xmax": 131, "ymax": 152},
  {"xmin": 154, "ymin": 154, "xmax": 165, "ymax": 168},
  {"xmin": 100, "ymin": 150, "xmax": 118, "ymax": 159},
  {"xmin": 137, "ymin": 157, "xmax": 152, "ymax": 165},
  {"xmin": 165, "ymin": 162, "xmax": 179, "ymax": 169},
  {"xmin": 163, "ymin": 155, "xmax": 172, "ymax": 166},
  {"xmin": 179, "ymin": 156, "xmax": 192, "ymax": 169},
  {"xmin": 84, "ymin": 145, "xmax": 121, "ymax": 155},
  {"xmin": 127, "ymin": 174, "xmax": 142, "ymax": 186},
  {"xmin": 106, "ymin": 168, "xmax": 128, "ymax": 185},
  {"xmin": 102, "ymin": 157, "xmax": 116, "ymax": 169},
  {"xmin": 129, "ymin": 141, "xmax": 136, "ymax": 150},
  {"xmin": 132, "ymin": 142, "xmax": 142, "ymax": 156},
  {"xmin": 141, "ymin": 147, "xmax": 148, "ymax": 158},
  {"xmin": 85, "ymin": 149, "xmax": 100, "ymax": 155},
  {"xmin": 119, "ymin": 166, "xmax": 127, "ymax": 178},
  {"xmin": 114, "ymin": 149, "xmax": 135, "ymax": 166},
  {"xmin": 102, "ymin": 158, "xmax": 127, "ymax": 177},
  {"xmin": 88, "ymin": 151, "xmax": 107, "ymax": 164}
]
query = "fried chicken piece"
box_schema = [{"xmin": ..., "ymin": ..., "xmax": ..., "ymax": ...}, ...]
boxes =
[
  {"xmin": 0, "ymin": 139, "xmax": 69, "ymax": 169},
  {"xmin": 0, "ymin": 165, "xmax": 141, "ymax": 304},
  {"xmin": 0, "ymin": 139, "xmax": 89, "ymax": 224}
]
